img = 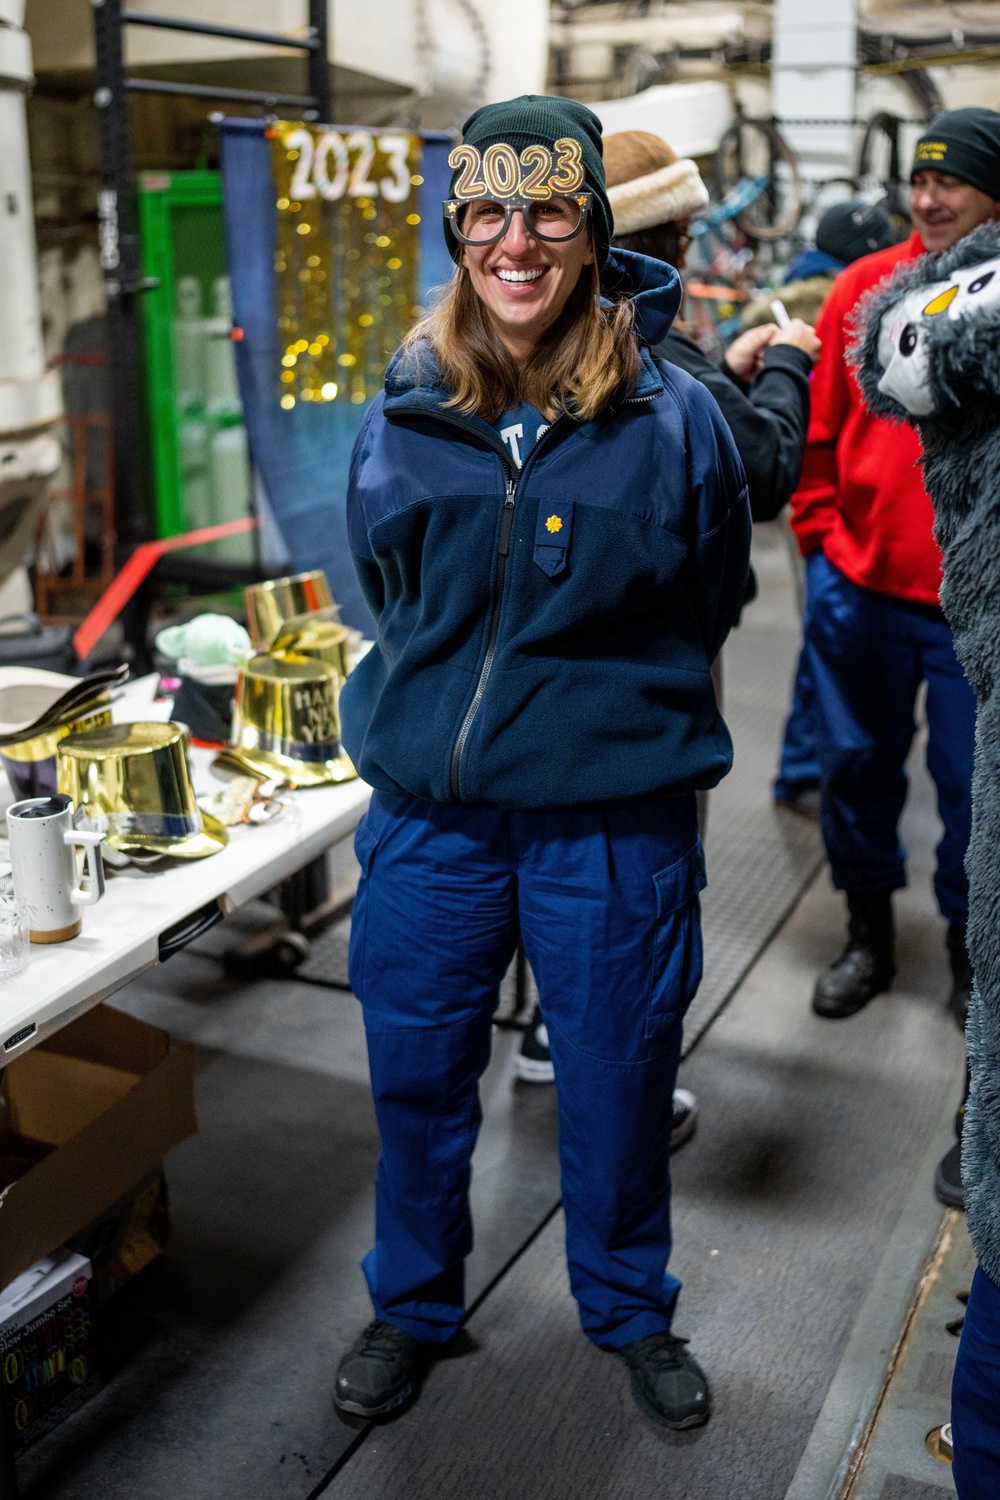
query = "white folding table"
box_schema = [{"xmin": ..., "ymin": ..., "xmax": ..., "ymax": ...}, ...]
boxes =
[
  {"xmin": 0, "ymin": 692, "xmax": 371, "ymax": 1499},
  {"xmin": 0, "ymin": 752, "xmax": 371, "ymax": 1063}
]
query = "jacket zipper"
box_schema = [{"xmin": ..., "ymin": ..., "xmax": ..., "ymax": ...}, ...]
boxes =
[
  {"xmin": 448, "ymin": 472, "xmax": 516, "ymax": 798},
  {"xmin": 447, "ymin": 411, "xmax": 587, "ymax": 799},
  {"xmin": 382, "ymin": 405, "xmax": 524, "ymax": 802},
  {"xmin": 385, "ymin": 397, "xmax": 663, "ymax": 801}
]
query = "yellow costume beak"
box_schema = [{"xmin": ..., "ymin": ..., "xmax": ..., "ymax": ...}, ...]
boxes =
[{"xmin": 923, "ymin": 284, "xmax": 958, "ymax": 315}]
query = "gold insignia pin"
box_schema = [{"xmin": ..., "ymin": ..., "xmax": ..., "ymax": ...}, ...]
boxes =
[{"xmin": 545, "ymin": 514, "xmax": 563, "ymax": 534}]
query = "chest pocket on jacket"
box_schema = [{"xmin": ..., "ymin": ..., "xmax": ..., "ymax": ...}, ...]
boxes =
[
  {"xmin": 646, "ymin": 841, "xmax": 707, "ymax": 1039},
  {"xmin": 533, "ymin": 500, "xmax": 574, "ymax": 578}
]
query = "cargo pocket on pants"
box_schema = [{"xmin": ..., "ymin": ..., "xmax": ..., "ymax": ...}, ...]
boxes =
[
  {"xmin": 645, "ymin": 842, "xmax": 707, "ymax": 1040},
  {"xmin": 348, "ymin": 813, "xmax": 380, "ymax": 999}
]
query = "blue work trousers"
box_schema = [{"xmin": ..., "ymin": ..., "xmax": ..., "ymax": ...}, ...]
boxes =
[
  {"xmin": 953, "ymin": 1264, "xmax": 1000, "ymax": 1497},
  {"xmin": 804, "ymin": 554, "xmax": 974, "ymax": 924},
  {"xmin": 348, "ymin": 790, "xmax": 706, "ymax": 1349},
  {"xmin": 775, "ymin": 551, "xmax": 824, "ymax": 799}
]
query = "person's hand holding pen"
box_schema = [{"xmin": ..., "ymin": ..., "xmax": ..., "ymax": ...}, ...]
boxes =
[
  {"xmin": 724, "ymin": 303, "xmax": 821, "ymax": 381},
  {"xmin": 770, "ymin": 298, "xmax": 821, "ymax": 363}
]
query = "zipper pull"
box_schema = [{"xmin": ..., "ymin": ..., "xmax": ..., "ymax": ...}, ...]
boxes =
[{"xmin": 498, "ymin": 480, "xmax": 516, "ymax": 557}]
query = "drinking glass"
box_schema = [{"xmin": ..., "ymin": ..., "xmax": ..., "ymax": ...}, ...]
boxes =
[{"xmin": 0, "ymin": 889, "xmax": 29, "ymax": 979}]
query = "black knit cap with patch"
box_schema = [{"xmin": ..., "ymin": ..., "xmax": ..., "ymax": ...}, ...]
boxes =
[
  {"xmin": 444, "ymin": 93, "xmax": 612, "ymax": 269},
  {"xmin": 912, "ymin": 107, "xmax": 1000, "ymax": 200}
]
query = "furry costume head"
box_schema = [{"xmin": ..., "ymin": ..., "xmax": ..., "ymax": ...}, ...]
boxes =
[{"xmin": 853, "ymin": 222, "xmax": 1000, "ymax": 420}]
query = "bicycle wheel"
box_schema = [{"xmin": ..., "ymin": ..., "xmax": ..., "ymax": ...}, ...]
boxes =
[{"xmin": 714, "ymin": 117, "xmax": 802, "ymax": 241}]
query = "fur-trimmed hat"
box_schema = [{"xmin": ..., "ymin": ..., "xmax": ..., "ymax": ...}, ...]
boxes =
[{"xmin": 604, "ymin": 130, "xmax": 709, "ymax": 235}]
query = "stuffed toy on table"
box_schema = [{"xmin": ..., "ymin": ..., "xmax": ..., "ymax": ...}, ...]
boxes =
[{"xmin": 853, "ymin": 221, "xmax": 1000, "ymax": 1283}]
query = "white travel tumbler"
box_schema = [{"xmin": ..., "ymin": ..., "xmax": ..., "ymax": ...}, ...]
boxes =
[{"xmin": 7, "ymin": 793, "xmax": 105, "ymax": 943}]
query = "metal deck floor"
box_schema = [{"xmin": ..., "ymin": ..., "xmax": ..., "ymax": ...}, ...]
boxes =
[
  {"xmin": 17, "ymin": 525, "xmax": 968, "ymax": 1499},
  {"xmin": 315, "ymin": 818, "xmax": 964, "ymax": 1500}
]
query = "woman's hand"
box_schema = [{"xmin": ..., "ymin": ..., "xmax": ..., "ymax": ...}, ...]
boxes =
[
  {"xmin": 724, "ymin": 324, "xmax": 778, "ymax": 380},
  {"xmin": 771, "ymin": 318, "xmax": 821, "ymax": 364}
]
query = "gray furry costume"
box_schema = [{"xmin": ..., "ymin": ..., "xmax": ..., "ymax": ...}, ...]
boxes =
[{"xmin": 854, "ymin": 221, "xmax": 1000, "ymax": 1282}]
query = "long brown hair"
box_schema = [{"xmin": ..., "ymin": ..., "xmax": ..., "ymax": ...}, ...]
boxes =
[{"xmin": 402, "ymin": 257, "xmax": 641, "ymax": 424}]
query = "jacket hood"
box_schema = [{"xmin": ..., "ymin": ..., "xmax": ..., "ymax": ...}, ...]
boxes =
[
  {"xmin": 384, "ymin": 248, "xmax": 681, "ymax": 407},
  {"xmin": 600, "ymin": 247, "xmax": 682, "ymax": 345}
]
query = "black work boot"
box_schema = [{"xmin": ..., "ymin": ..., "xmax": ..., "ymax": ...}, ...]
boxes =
[
  {"xmin": 335, "ymin": 1319, "xmax": 429, "ymax": 1418},
  {"xmin": 812, "ymin": 891, "xmax": 895, "ymax": 1019},
  {"xmin": 617, "ymin": 1330, "xmax": 711, "ymax": 1430},
  {"xmin": 947, "ymin": 923, "xmax": 973, "ymax": 1032},
  {"xmin": 935, "ymin": 1141, "xmax": 964, "ymax": 1209},
  {"xmin": 935, "ymin": 1066, "xmax": 969, "ymax": 1210}
]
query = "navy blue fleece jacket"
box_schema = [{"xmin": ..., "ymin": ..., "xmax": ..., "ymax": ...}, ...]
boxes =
[{"xmin": 339, "ymin": 248, "xmax": 751, "ymax": 808}]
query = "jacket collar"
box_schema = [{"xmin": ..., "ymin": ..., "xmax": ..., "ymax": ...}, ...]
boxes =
[
  {"xmin": 600, "ymin": 246, "xmax": 682, "ymax": 346},
  {"xmin": 383, "ymin": 247, "xmax": 678, "ymax": 418}
]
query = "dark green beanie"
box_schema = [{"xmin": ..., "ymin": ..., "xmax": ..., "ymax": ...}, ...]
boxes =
[
  {"xmin": 912, "ymin": 107, "xmax": 1000, "ymax": 199},
  {"xmin": 444, "ymin": 93, "xmax": 611, "ymax": 269}
]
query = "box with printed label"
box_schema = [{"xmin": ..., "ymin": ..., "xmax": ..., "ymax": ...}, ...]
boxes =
[{"xmin": 0, "ymin": 1250, "xmax": 99, "ymax": 1457}]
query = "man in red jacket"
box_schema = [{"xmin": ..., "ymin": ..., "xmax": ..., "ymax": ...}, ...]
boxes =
[{"xmin": 791, "ymin": 108, "xmax": 1000, "ymax": 1027}]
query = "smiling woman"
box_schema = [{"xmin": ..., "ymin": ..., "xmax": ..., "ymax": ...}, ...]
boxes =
[
  {"xmin": 398, "ymin": 104, "xmax": 639, "ymax": 423},
  {"xmin": 332, "ymin": 91, "xmax": 752, "ymax": 1440}
]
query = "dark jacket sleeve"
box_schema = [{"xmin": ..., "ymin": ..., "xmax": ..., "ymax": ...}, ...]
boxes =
[
  {"xmin": 673, "ymin": 374, "xmax": 752, "ymax": 664},
  {"xmin": 656, "ymin": 330, "xmax": 811, "ymax": 522},
  {"xmin": 346, "ymin": 398, "xmax": 386, "ymax": 621}
]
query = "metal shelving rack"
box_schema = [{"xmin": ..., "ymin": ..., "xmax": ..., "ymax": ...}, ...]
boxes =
[
  {"xmin": 89, "ymin": 0, "xmax": 330, "ymax": 646},
  {"xmin": 0, "ymin": 19, "xmax": 335, "ymax": 1496}
]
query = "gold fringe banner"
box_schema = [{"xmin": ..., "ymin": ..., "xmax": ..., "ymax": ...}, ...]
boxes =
[{"xmin": 269, "ymin": 123, "xmax": 423, "ymax": 409}]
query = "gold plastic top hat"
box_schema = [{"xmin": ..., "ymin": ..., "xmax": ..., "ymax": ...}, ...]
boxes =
[
  {"xmin": 272, "ymin": 617, "xmax": 351, "ymax": 684},
  {"xmin": 225, "ymin": 650, "xmax": 356, "ymax": 786},
  {"xmin": 2, "ymin": 703, "xmax": 112, "ymax": 769},
  {"xmin": 244, "ymin": 570, "xmax": 337, "ymax": 651},
  {"xmin": 57, "ymin": 721, "xmax": 228, "ymax": 859}
]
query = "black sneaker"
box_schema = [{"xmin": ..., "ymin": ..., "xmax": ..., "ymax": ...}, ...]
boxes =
[
  {"xmin": 617, "ymin": 1330, "xmax": 711, "ymax": 1430},
  {"xmin": 335, "ymin": 1319, "xmax": 428, "ymax": 1418},
  {"xmin": 515, "ymin": 1005, "xmax": 554, "ymax": 1082},
  {"xmin": 670, "ymin": 1088, "xmax": 698, "ymax": 1153}
]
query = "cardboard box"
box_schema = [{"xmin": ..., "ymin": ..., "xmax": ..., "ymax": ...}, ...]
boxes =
[
  {"xmin": 0, "ymin": 1250, "xmax": 99, "ymax": 1457},
  {"xmin": 0, "ymin": 1005, "xmax": 197, "ymax": 1290}
]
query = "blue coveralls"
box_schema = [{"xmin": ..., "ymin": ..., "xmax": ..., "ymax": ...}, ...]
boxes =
[
  {"xmin": 804, "ymin": 552, "xmax": 975, "ymax": 921},
  {"xmin": 350, "ymin": 791, "xmax": 704, "ymax": 1347},
  {"xmin": 339, "ymin": 248, "xmax": 750, "ymax": 1349}
]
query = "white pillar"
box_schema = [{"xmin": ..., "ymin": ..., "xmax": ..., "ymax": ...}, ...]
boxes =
[
  {"xmin": 0, "ymin": 0, "xmax": 62, "ymax": 596},
  {"xmin": 772, "ymin": 0, "xmax": 857, "ymax": 186},
  {"xmin": 0, "ymin": 2, "xmax": 60, "ymax": 433}
]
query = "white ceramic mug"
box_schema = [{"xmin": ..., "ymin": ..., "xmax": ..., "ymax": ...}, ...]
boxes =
[{"xmin": 7, "ymin": 793, "xmax": 105, "ymax": 943}]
